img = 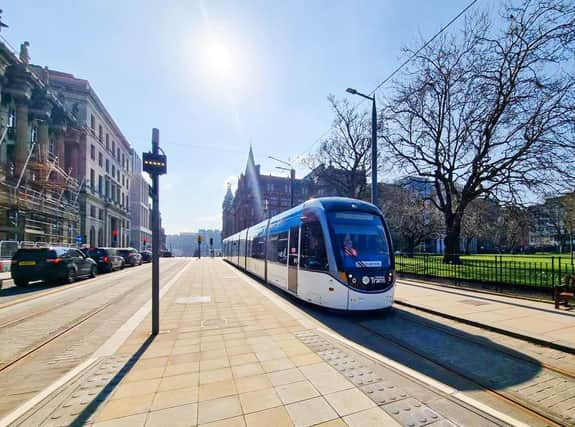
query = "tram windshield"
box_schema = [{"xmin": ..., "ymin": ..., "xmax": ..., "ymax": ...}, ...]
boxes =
[{"xmin": 328, "ymin": 211, "xmax": 390, "ymax": 270}]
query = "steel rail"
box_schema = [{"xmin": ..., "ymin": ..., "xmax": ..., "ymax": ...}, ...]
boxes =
[
  {"xmin": 0, "ymin": 261, "xmax": 184, "ymax": 375},
  {"xmin": 354, "ymin": 319, "xmax": 570, "ymax": 427}
]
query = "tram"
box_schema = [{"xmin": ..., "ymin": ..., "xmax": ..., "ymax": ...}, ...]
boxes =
[{"xmin": 223, "ymin": 197, "xmax": 395, "ymax": 310}]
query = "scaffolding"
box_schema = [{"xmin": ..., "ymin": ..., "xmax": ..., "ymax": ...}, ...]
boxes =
[{"xmin": 0, "ymin": 135, "xmax": 82, "ymax": 244}]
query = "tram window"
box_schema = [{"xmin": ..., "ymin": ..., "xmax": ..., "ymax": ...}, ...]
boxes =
[
  {"xmin": 301, "ymin": 220, "xmax": 328, "ymax": 271},
  {"xmin": 268, "ymin": 232, "xmax": 288, "ymax": 264},
  {"xmin": 252, "ymin": 236, "xmax": 265, "ymax": 259}
]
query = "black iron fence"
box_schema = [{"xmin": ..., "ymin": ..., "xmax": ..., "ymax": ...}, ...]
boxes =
[{"xmin": 395, "ymin": 254, "xmax": 575, "ymax": 293}]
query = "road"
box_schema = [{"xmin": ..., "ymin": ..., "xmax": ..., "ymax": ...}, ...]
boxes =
[{"xmin": 0, "ymin": 258, "xmax": 189, "ymax": 419}]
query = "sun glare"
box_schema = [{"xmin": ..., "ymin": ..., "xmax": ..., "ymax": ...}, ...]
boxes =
[{"xmin": 204, "ymin": 40, "xmax": 235, "ymax": 78}]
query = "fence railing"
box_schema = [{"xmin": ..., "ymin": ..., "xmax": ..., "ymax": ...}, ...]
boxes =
[{"xmin": 395, "ymin": 254, "xmax": 575, "ymax": 292}]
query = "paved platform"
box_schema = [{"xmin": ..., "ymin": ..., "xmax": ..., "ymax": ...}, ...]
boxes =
[
  {"xmin": 6, "ymin": 259, "xmax": 520, "ymax": 427},
  {"xmin": 395, "ymin": 278, "xmax": 575, "ymax": 353}
]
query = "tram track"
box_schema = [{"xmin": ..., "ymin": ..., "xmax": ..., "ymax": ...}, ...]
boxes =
[
  {"xmin": 353, "ymin": 312, "xmax": 575, "ymax": 426},
  {"xmin": 0, "ymin": 270, "xmax": 147, "ymax": 330},
  {"xmin": 0, "ymin": 264, "xmax": 149, "ymax": 311},
  {"xmin": 0, "ymin": 261, "xmax": 184, "ymax": 375}
]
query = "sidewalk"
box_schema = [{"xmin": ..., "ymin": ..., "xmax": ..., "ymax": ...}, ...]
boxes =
[
  {"xmin": 395, "ymin": 278, "xmax": 575, "ymax": 353},
  {"xmin": 10, "ymin": 260, "xmax": 514, "ymax": 427},
  {"xmin": 28, "ymin": 260, "xmax": 404, "ymax": 427}
]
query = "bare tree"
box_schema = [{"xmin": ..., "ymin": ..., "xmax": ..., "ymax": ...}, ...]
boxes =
[
  {"xmin": 381, "ymin": 0, "xmax": 575, "ymax": 263},
  {"xmin": 380, "ymin": 184, "xmax": 442, "ymax": 255},
  {"xmin": 461, "ymin": 199, "xmax": 498, "ymax": 253},
  {"xmin": 306, "ymin": 96, "xmax": 370, "ymax": 199}
]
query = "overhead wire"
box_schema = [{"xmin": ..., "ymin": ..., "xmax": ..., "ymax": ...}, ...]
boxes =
[{"xmin": 295, "ymin": 0, "xmax": 481, "ymax": 163}]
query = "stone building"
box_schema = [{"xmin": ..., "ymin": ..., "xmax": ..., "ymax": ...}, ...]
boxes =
[
  {"xmin": 222, "ymin": 147, "xmax": 360, "ymax": 237},
  {"xmin": 42, "ymin": 67, "xmax": 132, "ymax": 247},
  {"xmin": 129, "ymin": 151, "xmax": 152, "ymax": 250},
  {"xmin": 0, "ymin": 41, "xmax": 82, "ymax": 244}
]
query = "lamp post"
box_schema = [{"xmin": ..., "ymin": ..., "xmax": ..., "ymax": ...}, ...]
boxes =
[
  {"xmin": 346, "ymin": 87, "xmax": 378, "ymax": 207},
  {"xmin": 268, "ymin": 156, "xmax": 295, "ymax": 208}
]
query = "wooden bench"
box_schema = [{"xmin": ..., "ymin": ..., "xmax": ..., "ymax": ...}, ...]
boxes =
[{"xmin": 555, "ymin": 274, "xmax": 575, "ymax": 309}]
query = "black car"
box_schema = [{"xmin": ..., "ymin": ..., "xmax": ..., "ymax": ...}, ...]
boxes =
[
  {"xmin": 161, "ymin": 251, "xmax": 173, "ymax": 258},
  {"xmin": 116, "ymin": 248, "xmax": 142, "ymax": 266},
  {"xmin": 87, "ymin": 247, "xmax": 124, "ymax": 273},
  {"xmin": 11, "ymin": 247, "xmax": 97, "ymax": 286},
  {"xmin": 140, "ymin": 250, "xmax": 152, "ymax": 263}
]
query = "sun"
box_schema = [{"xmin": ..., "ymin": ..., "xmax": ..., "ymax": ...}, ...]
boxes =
[{"xmin": 204, "ymin": 40, "xmax": 234, "ymax": 78}]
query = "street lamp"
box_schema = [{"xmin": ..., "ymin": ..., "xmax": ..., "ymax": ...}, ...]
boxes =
[
  {"xmin": 346, "ymin": 87, "xmax": 378, "ymax": 207},
  {"xmin": 268, "ymin": 156, "xmax": 295, "ymax": 208}
]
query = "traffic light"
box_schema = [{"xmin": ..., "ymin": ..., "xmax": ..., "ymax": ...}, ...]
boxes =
[
  {"xmin": 197, "ymin": 235, "xmax": 203, "ymax": 244},
  {"xmin": 143, "ymin": 238, "xmax": 147, "ymax": 248}
]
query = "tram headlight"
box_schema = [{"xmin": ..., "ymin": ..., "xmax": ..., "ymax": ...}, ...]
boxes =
[{"xmin": 385, "ymin": 271, "xmax": 395, "ymax": 284}]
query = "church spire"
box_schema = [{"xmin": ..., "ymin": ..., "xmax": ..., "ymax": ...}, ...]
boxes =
[{"xmin": 246, "ymin": 144, "xmax": 255, "ymax": 173}]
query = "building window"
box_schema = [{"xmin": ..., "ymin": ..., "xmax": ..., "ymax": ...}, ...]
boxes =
[
  {"xmin": 90, "ymin": 205, "xmax": 96, "ymax": 218},
  {"xmin": 112, "ymin": 164, "xmax": 115, "ymax": 178},
  {"xmin": 117, "ymin": 148, "xmax": 120, "ymax": 161},
  {"xmin": 105, "ymin": 179, "xmax": 110, "ymax": 198},
  {"xmin": 117, "ymin": 187, "xmax": 120, "ymax": 203},
  {"xmin": 90, "ymin": 114, "xmax": 95, "ymax": 131},
  {"xmin": 49, "ymin": 137, "xmax": 55, "ymax": 154},
  {"xmin": 98, "ymin": 175, "xmax": 103, "ymax": 194},
  {"xmin": 121, "ymin": 193, "xmax": 125, "ymax": 207},
  {"xmin": 98, "ymin": 152, "xmax": 103, "ymax": 167},
  {"xmin": 90, "ymin": 144, "xmax": 95, "ymax": 160},
  {"xmin": 98, "ymin": 208, "xmax": 104, "ymax": 220},
  {"xmin": 122, "ymin": 175, "xmax": 124, "ymax": 186},
  {"xmin": 98, "ymin": 125, "xmax": 103, "ymax": 142},
  {"xmin": 105, "ymin": 159, "xmax": 109, "ymax": 173},
  {"xmin": 105, "ymin": 133, "xmax": 109, "ymax": 148},
  {"xmin": 112, "ymin": 140, "xmax": 116, "ymax": 154},
  {"xmin": 90, "ymin": 169, "xmax": 95, "ymax": 191}
]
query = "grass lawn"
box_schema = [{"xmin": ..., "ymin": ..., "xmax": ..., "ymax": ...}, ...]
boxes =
[{"xmin": 396, "ymin": 253, "xmax": 575, "ymax": 288}]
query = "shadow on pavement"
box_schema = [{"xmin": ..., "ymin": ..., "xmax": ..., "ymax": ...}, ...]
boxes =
[
  {"xmin": 239, "ymin": 266, "xmax": 544, "ymax": 393},
  {"xmin": 70, "ymin": 335, "xmax": 156, "ymax": 426}
]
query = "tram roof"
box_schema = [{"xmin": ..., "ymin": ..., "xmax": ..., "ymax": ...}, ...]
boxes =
[{"xmin": 223, "ymin": 197, "xmax": 382, "ymax": 241}]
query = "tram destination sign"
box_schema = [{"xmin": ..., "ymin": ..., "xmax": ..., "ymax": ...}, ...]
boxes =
[{"xmin": 143, "ymin": 152, "xmax": 167, "ymax": 175}]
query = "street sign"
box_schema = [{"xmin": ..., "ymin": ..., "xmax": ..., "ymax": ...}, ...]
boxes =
[
  {"xmin": 76, "ymin": 235, "xmax": 82, "ymax": 244},
  {"xmin": 143, "ymin": 152, "xmax": 167, "ymax": 175}
]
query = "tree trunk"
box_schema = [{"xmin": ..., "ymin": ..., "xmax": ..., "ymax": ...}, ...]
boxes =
[{"xmin": 443, "ymin": 214, "xmax": 462, "ymax": 264}]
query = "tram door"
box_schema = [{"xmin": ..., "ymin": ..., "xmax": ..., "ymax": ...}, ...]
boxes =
[{"xmin": 288, "ymin": 226, "xmax": 299, "ymax": 293}]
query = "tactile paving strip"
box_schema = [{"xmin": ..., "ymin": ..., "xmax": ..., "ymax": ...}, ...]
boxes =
[{"xmin": 295, "ymin": 331, "xmax": 458, "ymax": 427}]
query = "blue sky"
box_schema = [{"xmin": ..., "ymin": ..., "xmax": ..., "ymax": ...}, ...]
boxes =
[{"xmin": 3, "ymin": 0, "xmax": 490, "ymax": 234}]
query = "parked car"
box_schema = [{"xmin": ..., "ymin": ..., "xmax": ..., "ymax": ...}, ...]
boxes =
[
  {"xmin": 116, "ymin": 248, "xmax": 142, "ymax": 266},
  {"xmin": 86, "ymin": 247, "xmax": 124, "ymax": 273},
  {"xmin": 161, "ymin": 251, "xmax": 173, "ymax": 258},
  {"xmin": 11, "ymin": 246, "xmax": 97, "ymax": 286},
  {"xmin": 140, "ymin": 250, "xmax": 152, "ymax": 263}
]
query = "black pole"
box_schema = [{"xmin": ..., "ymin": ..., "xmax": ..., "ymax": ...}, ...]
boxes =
[
  {"xmin": 371, "ymin": 98, "xmax": 377, "ymax": 207},
  {"xmin": 151, "ymin": 128, "xmax": 160, "ymax": 335},
  {"xmin": 290, "ymin": 169, "xmax": 295, "ymax": 208}
]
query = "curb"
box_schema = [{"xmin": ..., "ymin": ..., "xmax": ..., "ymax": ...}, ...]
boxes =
[{"xmin": 394, "ymin": 298, "xmax": 575, "ymax": 356}]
